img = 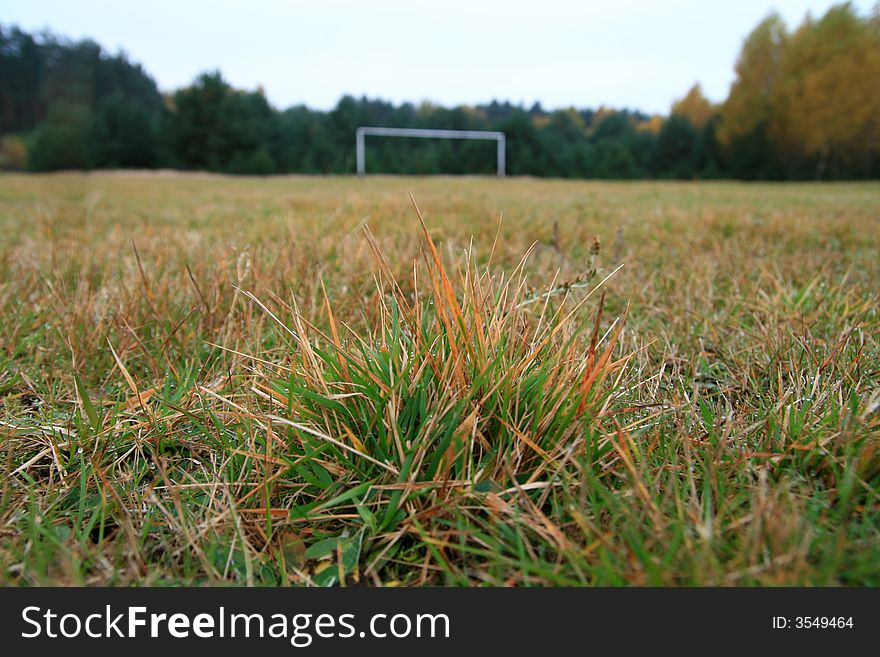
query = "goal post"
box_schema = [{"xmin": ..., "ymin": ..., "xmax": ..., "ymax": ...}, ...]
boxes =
[{"xmin": 356, "ymin": 126, "xmax": 506, "ymax": 177}]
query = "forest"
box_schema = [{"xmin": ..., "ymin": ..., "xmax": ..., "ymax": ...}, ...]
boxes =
[{"xmin": 1, "ymin": 3, "xmax": 878, "ymax": 179}]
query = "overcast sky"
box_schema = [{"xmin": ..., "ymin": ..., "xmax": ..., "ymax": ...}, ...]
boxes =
[{"xmin": 3, "ymin": 0, "xmax": 875, "ymax": 114}]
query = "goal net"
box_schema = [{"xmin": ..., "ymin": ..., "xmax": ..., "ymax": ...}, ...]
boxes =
[{"xmin": 355, "ymin": 126, "xmax": 506, "ymax": 176}]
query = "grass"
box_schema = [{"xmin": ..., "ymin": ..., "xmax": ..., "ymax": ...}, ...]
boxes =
[{"xmin": 0, "ymin": 172, "xmax": 878, "ymax": 586}]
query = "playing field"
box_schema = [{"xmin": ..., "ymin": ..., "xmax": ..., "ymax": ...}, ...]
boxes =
[{"xmin": 1, "ymin": 173, "xmax": 878, "ymax": 585}]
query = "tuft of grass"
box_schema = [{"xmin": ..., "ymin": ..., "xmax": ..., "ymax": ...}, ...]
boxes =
[{"xmin": 230, "ymin": 195, "xmax": 627, "ymax": 584}]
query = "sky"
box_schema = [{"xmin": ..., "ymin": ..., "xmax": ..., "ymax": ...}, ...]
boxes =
[{"xmin": 2, "ymin": 0, "xmax": 875, "ymax": 114}]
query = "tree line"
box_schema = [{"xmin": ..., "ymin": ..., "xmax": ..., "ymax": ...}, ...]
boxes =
[{"xmin": 1, "ymin": 3, "xmax": 878, "ymax": 179}]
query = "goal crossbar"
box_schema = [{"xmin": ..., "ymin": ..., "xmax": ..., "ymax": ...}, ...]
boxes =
[{"xmin": 355, "ymin": 126, "xmax": 506, "ymax": 176}]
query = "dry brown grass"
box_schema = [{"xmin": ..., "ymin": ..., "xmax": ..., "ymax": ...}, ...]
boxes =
[{"xmin": 0, "ymin": 172, "xmax": 878, "ymax": 585}]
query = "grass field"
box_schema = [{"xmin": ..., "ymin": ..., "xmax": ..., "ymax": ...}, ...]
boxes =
[{"xmin": 0, "ymin": 172, "xmax": 878, "ymax": 586}]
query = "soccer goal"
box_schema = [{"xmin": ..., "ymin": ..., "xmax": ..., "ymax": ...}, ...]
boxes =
[{"xmin": 355, "ymin": 126, "xmax": 506, "ymax": 177}]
